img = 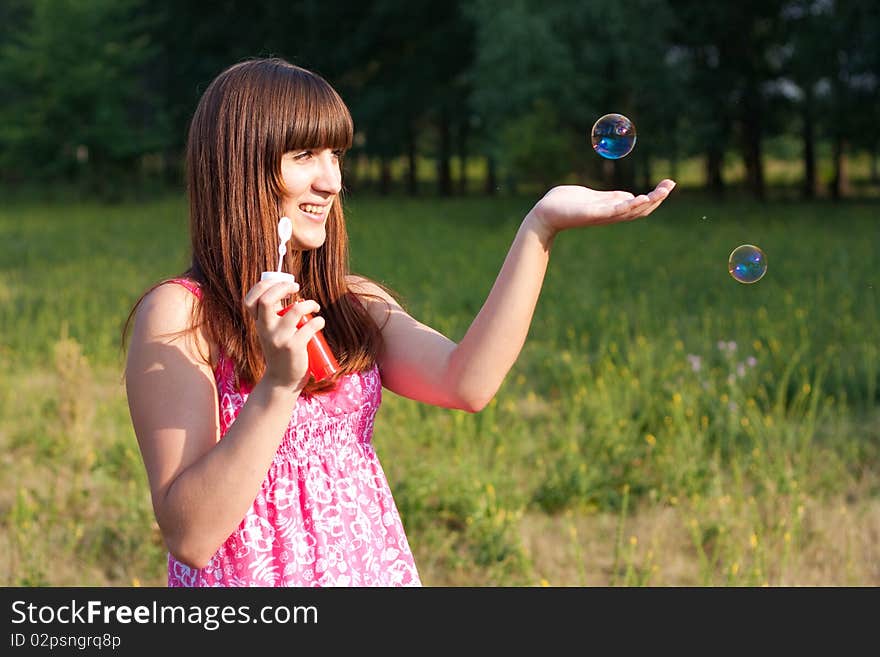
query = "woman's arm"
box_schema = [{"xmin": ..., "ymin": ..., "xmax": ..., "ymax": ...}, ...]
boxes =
[
  {"xmin": 358, "ymin": 180, "xmax": 675, "ymax": 412},
  {"xmin": 125, "ymin": 279, "xmax": 323, "ymax": 568}
]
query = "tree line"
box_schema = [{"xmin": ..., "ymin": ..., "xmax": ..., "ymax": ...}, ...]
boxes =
[{"xmin": 1, "ymin": 0, "xmax": 878, "ymax": 199}]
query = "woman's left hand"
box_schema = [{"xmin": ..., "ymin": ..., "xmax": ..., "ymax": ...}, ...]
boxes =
[{"xmin": 527, "ymin": 178, "xmax": 676, "ymax": 238}]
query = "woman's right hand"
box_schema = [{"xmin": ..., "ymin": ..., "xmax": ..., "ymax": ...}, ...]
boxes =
[{"xmin": 243, "ymin": 279, "xmax": 325, "ymax": 390}]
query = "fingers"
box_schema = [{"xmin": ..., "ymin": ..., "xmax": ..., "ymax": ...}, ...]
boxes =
[
  {"xmin": 277, "ymin": 299, "xmax": 321, "ymax": 326},
  {"xmin": 244, "ymin": 280, "xmax": 300, "ymax": 321},
  {"xmin": 612, "ymin": 179, "xmax": 676, "ymax": 219},
  {"xmin": 611, "ymin": 194, "xmax": 650, "ymax": 216},
  {"xmin": 276, "ymin": 299, "xmax": 324, "ymax": 346},
  {"xmin": 637, "ymin": 179, "xmax": 676, "ymax": 217},
  {"xmin": 243, "ymin": 280, "xmax": 326, "ymax": 387},
  {"xmin": 656, "ymin": 178, "xmax": 677, "ymax": 193},
  {"xmin": 291, "ymin": 313, "xmax": 327, "ymax": 346},
  {"xmin": 265, "ymin": 300, "xmax": 323, "ymax": 376}
]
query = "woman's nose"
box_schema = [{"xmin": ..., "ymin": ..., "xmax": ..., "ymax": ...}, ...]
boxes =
[{"xmin": 314, "ymin": 151, "xmax": 342, "ymax": 194}]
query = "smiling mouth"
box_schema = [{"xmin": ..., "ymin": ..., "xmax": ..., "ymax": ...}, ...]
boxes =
[{"xmin": 299, "ymin": 203, "xmax": 328, "ymax": 218}]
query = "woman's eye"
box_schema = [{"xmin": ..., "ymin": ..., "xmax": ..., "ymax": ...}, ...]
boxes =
[
  {"xmin": 332, "ymin": 149, "xmax": 344, "ymax": 158},
  {"xmin": 293, "ymin": 151, "xmax": 312, "ymax": 160}
]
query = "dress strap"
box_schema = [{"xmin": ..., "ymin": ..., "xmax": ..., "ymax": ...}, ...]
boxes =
[
  {"xmin": 165, "ymin": 277, "xmax": 202, "ymax": 299},
  {"xmin": 162, "ymin": 277, "xmax": 227, "ymax": 375}
]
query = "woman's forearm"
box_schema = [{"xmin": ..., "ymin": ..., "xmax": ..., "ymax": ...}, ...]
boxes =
[
  {"xmin": 157, "ymin": 380, "xmax": 300, "ymax": 567},
  {"xmin": 445, "ymin": 211, "xmax": 556, "ymax": 410}
]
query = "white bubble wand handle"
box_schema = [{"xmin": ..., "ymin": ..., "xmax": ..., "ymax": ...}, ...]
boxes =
[{"xmin": 276, "ymin": 216, "xmax": 292, "ymax": 272}]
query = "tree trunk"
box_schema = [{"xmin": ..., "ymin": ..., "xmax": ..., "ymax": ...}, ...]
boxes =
[
  {"xmin": 641, "ymin": 155, "xmax": 653, "ymax": 191},
  {"xmin": 380, "ymin": 155, "xmax": 392, "ymax": 196},
  {"xmin": 742, "ymin": 114, "xmax": 765, "ymax": 200},
  {"xmin": 366, "ymin": 156, "xmax": 377, "ymax": 191},
  {"xmin": 801, "ymin": 90, "xmax": 816, "ymax": 200},
  {"xmin": 164, "ymin": 148, "xmax": 183, "ymax": 186},
  {"xmin": 343, "ymin": 152, "xmax": 359, "ymax": 193},
  {"xmin": 871, "ymin": 144, "xmax": 878, "ymax": 183},
  {"xmin": 406, "ymin": 125, "xmax": 418, "ymax": 196},
  {"xmin": 437, "ymin": 111, "xmax": 452, "ymax": 197},
  {"xmin": 602, "ymin": 159, "xmax": 614, "ymax": 189},
  {"xmin": 485, "ymin": 155, "xmax": 497, "ymax": 195},
  {"xmin": 457, "ymin": 121, "xmax": 468, "ymax": 196},
  {"xmin": 611, "ymin": 158, "xmax": 636, "ymax": 191},
  {"xmin": 706, "ymin": 147, "xmax": 724, "ymax": 197},
  {"xmin": 831, "ymin": 135, "xmax": 850, "ymax": 200},
  {"xmin": 669, "ymin": 126, "xmax": 679, "ymax": 183}
]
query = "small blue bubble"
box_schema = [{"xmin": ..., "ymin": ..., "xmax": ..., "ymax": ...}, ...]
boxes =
[
  {"xmin": 728, "ymin": 244, "xmax": 767, "ymax": 284},
  {"xmin": 591, "ymin": 113, "xmax": 637, "ymax": 159}
]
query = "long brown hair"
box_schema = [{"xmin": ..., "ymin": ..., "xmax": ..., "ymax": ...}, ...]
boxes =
[{"xmin": 126, "ymin": 57, "xmax": 385, "ymax": 394}]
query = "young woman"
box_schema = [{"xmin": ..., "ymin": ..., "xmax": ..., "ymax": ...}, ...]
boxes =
[{"xmin": 124, "ymin": 57, "xmax": 675, "ymax": 586}]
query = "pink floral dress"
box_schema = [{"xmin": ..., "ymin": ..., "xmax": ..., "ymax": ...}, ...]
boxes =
[{"xmin": 166, "ymin": 279, "xmax": 421, "ymax": 586}]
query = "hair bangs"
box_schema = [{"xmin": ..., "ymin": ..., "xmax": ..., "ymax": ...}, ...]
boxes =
[{"xmin": 282, "ymin": 72, "xmax": 353, "ymax": 153}]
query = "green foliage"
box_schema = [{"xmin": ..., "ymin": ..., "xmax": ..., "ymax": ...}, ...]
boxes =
[
  {"xmin": 465, "ymin": 0, "xmax": 576, "ymax": 132},
  {"xmin": 497, "ymin": 101, "xmax": 573, "ymax": 188},
  {"xmin": 1, "ymin": 1, "xmax": 880, "ymax": 197},
  {"xmin": 0, "ymin": 0, "xmax": 166, "ymax": 196}
]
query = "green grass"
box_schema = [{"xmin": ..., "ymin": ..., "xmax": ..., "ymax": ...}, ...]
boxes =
[{"xmin": 1, "ymin": 190, "xmax": 878, "ymax": 586}]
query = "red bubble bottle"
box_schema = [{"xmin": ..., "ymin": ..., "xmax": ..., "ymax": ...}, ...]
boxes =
[{"xmin": 261, "ymin": 216, "xmax": 339, "ymax": 382}]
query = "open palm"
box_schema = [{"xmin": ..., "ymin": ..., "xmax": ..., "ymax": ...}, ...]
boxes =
[{"xmin": 529, "ymin": 179, "xmax": 676, "ymax": 234}]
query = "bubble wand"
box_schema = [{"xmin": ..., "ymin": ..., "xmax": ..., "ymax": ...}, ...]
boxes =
[{"xmin": 276, "ymin": 216, "xmax": 292, "ymax": 272}]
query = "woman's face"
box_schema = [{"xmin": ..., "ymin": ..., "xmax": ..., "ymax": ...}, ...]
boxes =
[{"xmin": 279, "ymin": 148, "xmax": 343, "ymax": 251}]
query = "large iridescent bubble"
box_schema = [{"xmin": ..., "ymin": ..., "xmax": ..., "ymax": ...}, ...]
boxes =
[
  {"xmin": 591, "ymin": 113, "xmax": 637, "ymax": 160},
  {"xmin": 728, "ymin": 244, "xmax": 767, "ymax": 284}
]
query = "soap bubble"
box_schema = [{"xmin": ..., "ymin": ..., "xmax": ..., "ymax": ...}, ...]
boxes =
[
  {"xmin": 591, "ymin": 113, "xmax": 637, "ymax": 159},
  {"xmin": 728, "ymin": 244, "xmax": 767, "ymax": 284}
]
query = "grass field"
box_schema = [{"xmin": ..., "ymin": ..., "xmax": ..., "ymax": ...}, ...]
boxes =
[{"xmin": 0, "ymin": 188, "xmax": 878, "ymax": 586}]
